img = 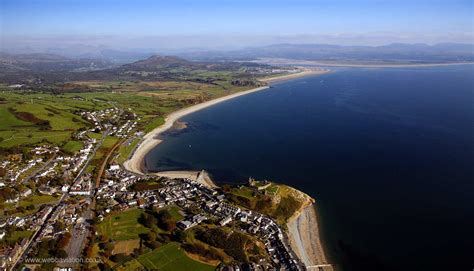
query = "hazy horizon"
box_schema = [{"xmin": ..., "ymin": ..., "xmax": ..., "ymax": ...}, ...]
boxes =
[{"xmin": 1, "ymin": 0, "xmax": 473, "ymax": 53}]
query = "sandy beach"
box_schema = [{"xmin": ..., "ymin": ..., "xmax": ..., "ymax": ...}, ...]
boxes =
[
  {"xmin": 123, "ymin": 69, "xmax": 332, "ymax": 268},
  {"xmin": 287, "ymin": 204, "xmax": 333, "ymax": 270},
  {"xmin": 152, "ymin": 170, "xmax": 218, "ymax": 189},
  {"xmin": 260, "ymin": 68, "xmax": 329, "ymax": 83},
  {"xmin": 123, "ymin": 85, "xmax": 269, "ymax": 175},
  {"xmin": 123, "ymin": 69, "xmax": 328, "ymax": 176}
]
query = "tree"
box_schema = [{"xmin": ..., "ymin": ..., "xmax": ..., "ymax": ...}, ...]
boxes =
[
  {"xmin": 157, "ymin": 210, "xmax": 176, "ymax": 231},
  {"xmin": 173, "ymin": 230, "xmax": 187, "ymax": 242},
  {"xmin": 57, "ymin": 232, "xmax": 71, "ymax": 248},
  {"xmin": 110, "ymin": 253, "xmax": 133, "ymax": 263},
  {"xmin": 146, "ymin": 231, "xmax": 157, "ymax": 242},
  {"xmin": 55, "ymin": 249, "xmax": 68, "ymax": 258}
]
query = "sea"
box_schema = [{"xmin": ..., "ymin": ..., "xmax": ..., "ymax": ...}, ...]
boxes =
[{"xmin": 145, "ymin": 65, "xmax": 474, "ymax": 271}]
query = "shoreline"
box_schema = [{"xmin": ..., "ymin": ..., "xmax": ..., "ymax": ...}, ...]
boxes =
[
  {"xmin": 123, "ymin": 68, "xmax": 328, "ymax": 176},
  {"xmin": 287, "ymin": 204, "xmax": 333, "ymax": 270},
  {"xmin": 122, "ymin": 85, "xmax": 269, "ymax": 175},
  {"xmin": 122, "ymin": 68, "xmax": 332, "ymax": 268},
  {"xmin": 260, "ymin": 68, "xmax": 329, "ymax": 83}
]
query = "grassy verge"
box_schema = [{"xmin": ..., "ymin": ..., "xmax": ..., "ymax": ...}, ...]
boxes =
[
  {"xmin": 137, "ymin": 242, "xmax": 214, "ymax": 271},
  {"xmin": 97, "ymin": 208, "xmax": 149, "ymax": 241}
]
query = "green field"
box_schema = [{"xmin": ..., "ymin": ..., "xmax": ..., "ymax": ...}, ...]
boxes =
[
  {"xmin": 97, "ymin": 208, "xmax": 149, "ymax": 241},
  {"xmin": 1, "ymin": 195, "xmax": 60, "ymax": 218},
  {"xmin": 143, "ymin": 116, "xmax": 164, "ymax": 133},
  {"xmin": 5, "ymin": 230, "xmax": 33, "ymax": 243},
  {"xmin": 0, "ymin": 79, "xmax": 252, "ymax": 150},
  {"xmin": 0, "ymin": 92, "xmax": 98, "ymax": 148},
  {"xmin": 91, "ymin": 135, "xmax": 119, "ymax": 162},
  {"xmin": 167, "ymin": 205, "xmax": 184, "ymax": 221},
  {"xmin": 115, "ymin": 259, "xmax": 144, "ymax": 271},
  {"xmin": 0, "ymin": 130, "xmax": 72, "ymax": 147},
  {"xmin": 137, "ymin": 242, "xmax": 215, "ymax": 271},
  {"xmin": 116, "ymin": 138, "xmax": 140, "ymax": 164},
  {"xmin": 0, "ymin": 107, "xmax": 32, "ymax": 129},
  {"xmin": 231, "ymin": 186, "xmax": 256, "ymax": 199},
  {"xmin": 62, "ymin": 140, "xmax": 84, "ymax": 153},
  {"xmin": 18, "ymin": 195, "xmax": 59, "ymax": 207}
]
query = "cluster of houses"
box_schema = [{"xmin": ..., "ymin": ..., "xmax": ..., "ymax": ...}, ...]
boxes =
[
  {"xmin": 95, "ymin": 166, "xmax": 302, "ymax": 270},
  {"xmin": 0, "ymin": 134, "xmax": 97, "ymax": 200},
  {"xmin": 0, "ymin": 106, "xmax": 136, "ymax": 270},
  {"xmin": 79, "ymin": 107, "xmax": 121, "ymax": 131},
  {"xmin": 0, "ymin": 100, "xmax": 306, "ymax": 270},
  {"xmin": 1, "ymin": 146, "xmax": 58, "ymax": 183},
  {"xmin": 0, "ymin": 204, "xmax": 54, "ymax": 269},
  {"xmin": 0, "ymin": 238, "xmax": 28, "ymax": 270},
  {"xmin": 72, "ymin": 138, "xmax": 96, "ymax": 172},
  {"xmin": 69, "ymin": 174, "xmax": 93, "ymax": 196},
  {"xmin": 110, "ymin": 119, "xmax": 138, "ymax": 138}
]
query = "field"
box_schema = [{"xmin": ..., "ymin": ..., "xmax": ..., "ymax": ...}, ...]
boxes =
[
  {"xmin": 0, "ymin": 78, "xmax": 253, "ymax": 152},
  {"xmin": 1, "ymin": 194, "xmax": 60, "ymax": 218},
  {"xmin": 228, "ymin": 182, "xmax": 313, "ymax": 225},
  {"xmin": 167, "ymin": 205, "xmax": 184, "ymax": 221},
  {"xmin": 92, "ymin": 135, "xmax": 119, "ymax": 161},
  {"xmin": 97, "ymin": 208, "xmax": 149, "ymax": 241},
  {"xmin": 18, "ymin": 194, "xmax": 59, "ymax": 207},
  {"xmin": 116, "ymin": 137, "xmax": 140, "ymax": 164},
  {"xmin": 0, "ymin": 92, "xmax": 99, "ymax": 148},
  {"xmin": 0, "ymin": 107, "xmax": 32, "ymax": 129},
  {"xmin": 231, "ymin": 186, "xmax": 256, "ymax": 199},
  {"xmin": 5, "ymin": 230, "xmax": 33, "ymax": 243},
  {"xmin": 114, "ymin": 259, "xmax": 144, "ymax": 271},
  {"xmin": 62, "ymin": 140, "xmax": 84, "ymax": 153},
  {"xmin": 112, "ymin": 239, "xmax": 140, "ymax": 255},
  {"xmin": 0, "ymin": 130, "xmax": 72, "ymax": 147},
  {"xmin": 137, "ymin": 242, "xmax": 215, "ymax": 271}
]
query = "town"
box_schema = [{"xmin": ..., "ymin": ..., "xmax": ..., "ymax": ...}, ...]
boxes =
[{"xmin": 0, "ymin": 104, "xmax": 304, "ymax": 271}]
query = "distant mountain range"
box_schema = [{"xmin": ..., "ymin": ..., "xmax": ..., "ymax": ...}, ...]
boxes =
[
  {"xmin": 2, "ymin": 42, "xmax": 472, "ymax": 66},
  {"xmin": 0, "ymin": 53, "xmax": 268, "ymax": 84},
  {"xmin": 0, "ymin": 42, "xmax": 472, "ymax": 84},
  {"xmin": 0, "ymin": 52, "xmax": 115, "ymax": 73},
  {"xmin": 176, "ymin": 43, "xmax": 474, "ymax": 63}
]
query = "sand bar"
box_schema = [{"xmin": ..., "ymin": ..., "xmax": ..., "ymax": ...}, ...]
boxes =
[{"xmin": 260, "ymin": 68, "xmax": 329, "ymax": 83}]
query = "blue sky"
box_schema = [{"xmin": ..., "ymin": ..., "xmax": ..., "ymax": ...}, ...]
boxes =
[{"xmin": 1, "ymin": 0, "xmax": 473, "ymax": 49}]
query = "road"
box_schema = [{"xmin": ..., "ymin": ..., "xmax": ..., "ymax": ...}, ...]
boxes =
[
  {"xmin": 11, "ymin": 130, "xmax": 108, "ymax": 271},
  {"xmin": 21, "ymin": 154, "xmax": 57, "ymax": 184},
  {"xmin": 55, "ymin": 206, "xmax": 94, "ymax": 269},
  {"xmin": 12, "ymin": 107, "xmax": 123, "ymax": 270},
  {"xmin": 71, "ymin": 129, "xmax": 109, "ymax": 184},
  {"xmin": 9, "ymin": 193, "xmax": 66, "ymax": 270}
]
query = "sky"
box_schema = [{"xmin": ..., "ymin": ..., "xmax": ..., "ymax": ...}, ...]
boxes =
[{"xmin": 1, "ymin": 0, "xmax": 473, "ymax": 51}]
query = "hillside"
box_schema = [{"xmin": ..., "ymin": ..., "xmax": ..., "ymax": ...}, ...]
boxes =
[{"xmin": 0, "ymin": 53, "xmax": 273, "ymax": 89}]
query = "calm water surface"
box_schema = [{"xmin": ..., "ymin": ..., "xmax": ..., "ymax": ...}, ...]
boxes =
[{"xmin": 146, "ymin": 65, "xmax": 474, "ymax": 271}]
